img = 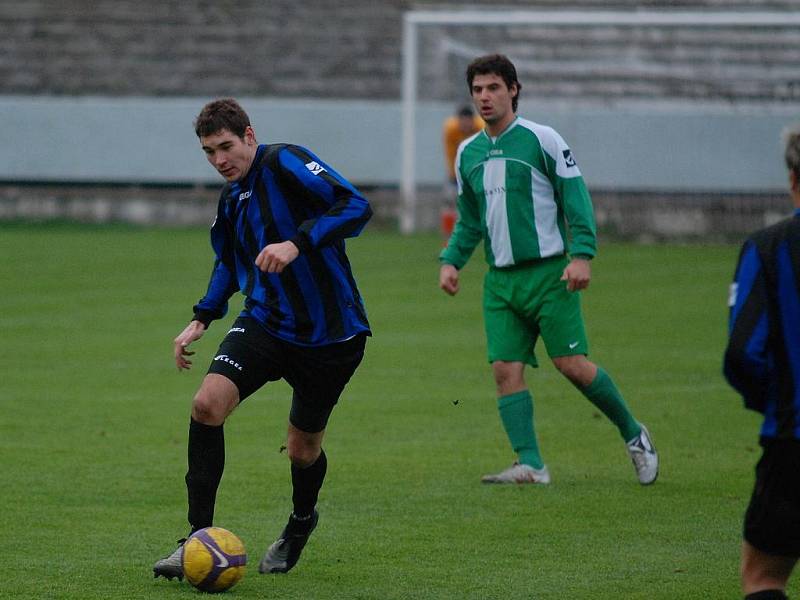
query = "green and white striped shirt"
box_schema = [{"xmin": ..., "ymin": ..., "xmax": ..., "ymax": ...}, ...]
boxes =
[{"xmin": 440, "ymin": 116, "xmax": 596, "ymax": 269}]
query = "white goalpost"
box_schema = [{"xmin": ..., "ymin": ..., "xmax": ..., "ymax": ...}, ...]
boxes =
[{"xmin": 400, "ymin": 9, "xmax": 800, "ymax": 234}]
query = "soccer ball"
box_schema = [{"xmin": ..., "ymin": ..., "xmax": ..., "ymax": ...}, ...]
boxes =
[{"xmin": 182, "ymin": 527, "xmax": 247, "ymax": 593}]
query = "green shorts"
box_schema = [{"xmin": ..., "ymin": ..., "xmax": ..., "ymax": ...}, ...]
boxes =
[{"xmin": 483, "ymin": 256, "xmax": 589, "ymax": 368}]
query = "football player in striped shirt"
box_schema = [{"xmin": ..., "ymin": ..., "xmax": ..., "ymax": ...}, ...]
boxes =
[
  {"xmin": 154, "ymin": 98, "xmax": 371, "ymax": 580},
  {"xmin": 439, "ymin": 54, "xmax": 658, "ymax": 486},
  {"xmin": 725, "ymin": 125, "xmax": 800, "ymax": 600}
]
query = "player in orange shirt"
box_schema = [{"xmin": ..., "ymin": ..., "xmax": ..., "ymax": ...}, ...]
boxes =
[
  {"xmin": 441, "ymin": 105, "xmax": 483, "ymax": 238},
  {"xmin": 443, "ymin": 105, "xmax": 484, "ymax": 185}
]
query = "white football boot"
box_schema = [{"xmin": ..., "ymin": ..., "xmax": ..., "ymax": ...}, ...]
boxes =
[
  {"xmin": 153, "ymin": 538, "xmax": 186, "ymax": 581},
  {"xmin": 626, "ymin": 424, "xmax": 659, "ymax": 485},
  {"xmin": 481, "ymin": 462, "xmax": 551, "ymax": 484}
]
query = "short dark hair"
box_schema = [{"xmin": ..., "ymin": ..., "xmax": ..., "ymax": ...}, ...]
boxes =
[
  {"xmin": 784, "ymin": 124, "xmax": 800, "ymax": 180},
  {"xmin": 466, "ymin": 54, "xmax": 522, "ymax": 112},
  {"xmin": 194, "ymin": 98, "xmax": 251, "ymax": 138}
]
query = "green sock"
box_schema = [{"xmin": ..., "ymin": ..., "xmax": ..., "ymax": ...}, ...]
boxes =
[
  {"xmin": 497, "ymin": 390, "xmax": 544, "ymax": 469},
  {"xmin": 580, "ymin": 367, "xmax": 641, "ymax": 442}
]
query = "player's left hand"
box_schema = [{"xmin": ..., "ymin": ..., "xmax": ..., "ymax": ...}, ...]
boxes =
[
  {"xmin": 560, "ymin": 258, "xmax": 591, "ymax": 292},
  {"xmin": 255, "ymin": 241, "xmax": 300, "ymax": 273},
  {"xmin": 174, "ymin": 320, "xmax": 206, "ymax": 371}
]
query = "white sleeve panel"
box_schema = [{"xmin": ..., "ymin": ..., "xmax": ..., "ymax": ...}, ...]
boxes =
[{"xmin": 519, "ymin": 119, "xmax": 582, "ymax": 179}]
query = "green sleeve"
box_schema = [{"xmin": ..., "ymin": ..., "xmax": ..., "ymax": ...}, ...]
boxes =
[
  {"xmin": 558, "ymin": 175, "xmax": 597, "ymax": 259},
  {"xmin": 439, "ymin": 182, "xmax": 482, "ymax": 269}
]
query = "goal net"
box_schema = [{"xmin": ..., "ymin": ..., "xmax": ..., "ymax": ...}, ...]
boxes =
[{"xmin": 400, "ymin": 9, "xmax": 800, "ymax": 236}]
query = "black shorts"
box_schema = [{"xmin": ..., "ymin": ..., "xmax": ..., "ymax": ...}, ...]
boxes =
[
  {"xmin": 743, "ymin": 439, "xmax": 800, "ymax": 556},
  {"xmin": 207, "ymin": 317, "xmax": 366, "ymax": 433}
]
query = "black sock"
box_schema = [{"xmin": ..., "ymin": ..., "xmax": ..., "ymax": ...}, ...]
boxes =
[
  {"xmin": 185, "ymin": 418, "xmax": 225, "ymax": 531},
  {"xmin": 291, "ymin": 449, "xmax": 327, "ymax": 519},
  {"xmin": 745, "ymin": 590, "xmax": 789, "ymax": 600}
]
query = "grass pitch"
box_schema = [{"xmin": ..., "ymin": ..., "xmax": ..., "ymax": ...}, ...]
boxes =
[{"xmin": 0, "ymin": 223, "xmax": 774, "ymax": 599}]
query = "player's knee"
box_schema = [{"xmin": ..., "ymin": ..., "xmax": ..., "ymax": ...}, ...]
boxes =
[
  {"xmin": 741, "ymin": 552, "xmax": 792, "ymax": 593},
  {"xmin": 553, "ymin": 356, "xmax": 593, "ymax": 387},
  {"xmin": 191, "ymin": 391, "xmax": 227, "ymax": 426},
  {"xmin": 492, "ymin": 362, "xmax": 523, "ymax": 392},
  {"xmin": 287, "ymin": 446, "xmax": 319, "ymax": 468},
  {"xmin": 286, "ymin": 438, "xmax": 321, "ymax": 468},
  {"xmin": 552, "ymin": 358, "xmax": 577, "ymax": 379},
  {"xmin": 492, "ymin": 361, "xmax": 522, "ymax": 387}
]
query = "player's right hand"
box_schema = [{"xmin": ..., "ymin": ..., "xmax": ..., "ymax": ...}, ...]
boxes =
[
  {"xmin": 439, "ymin": 264, "xmax": 460, "ymax": 296},
  {"xmin": 174, "ymin": 320, "xmax": 207, "ymax": 371}
]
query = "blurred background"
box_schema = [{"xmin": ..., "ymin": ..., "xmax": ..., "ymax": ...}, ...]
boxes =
[{"xmin": 2, "ymin": 0, "xmax": 800, "ymax": 239}]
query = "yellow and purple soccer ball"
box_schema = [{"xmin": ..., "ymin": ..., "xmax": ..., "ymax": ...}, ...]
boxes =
[{"xmin": 182, "ymin": 527, "xmax": 247, "ymax": 593}]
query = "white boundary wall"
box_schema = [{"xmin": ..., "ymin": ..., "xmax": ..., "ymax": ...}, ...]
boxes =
[
  {"xmin": 2, "ymin": 95, "xmax": 795, "ymax": 191},
  {"xmin": 0, "ymin": 96, "xmax": 403, "ymax": 185}
]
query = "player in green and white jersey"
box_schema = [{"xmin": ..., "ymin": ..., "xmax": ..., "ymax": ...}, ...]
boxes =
[{"xmin": 439, "ymin": 54, "xmax": 658, "ymax": 486}]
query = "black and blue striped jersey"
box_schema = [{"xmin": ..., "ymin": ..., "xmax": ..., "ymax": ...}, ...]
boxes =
[
  {"xmin": 193, "ymin": 143, "xmax": 372, "ymax": 346},
  {"xmin": 724, "ymin": 208, "xmax": 800, "ymax": 440}
]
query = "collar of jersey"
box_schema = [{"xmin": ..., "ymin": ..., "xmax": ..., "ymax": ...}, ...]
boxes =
[
  {"xmin": 484, "ymin": 116, "xmax": 519, "ymax": 144},
  {"xmin": 240, "ymin": 144, "xmax": 267, "ymax": 185},
  {"xmin": 228, "ymin": 145, "xmax": 266, "ymax": 203}
]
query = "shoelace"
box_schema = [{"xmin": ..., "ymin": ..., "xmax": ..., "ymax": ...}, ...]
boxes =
[
  {"xmin": 508, "ymin": 464, "xmax": 539, "ymax": 482},
  {"xmin": 629, "ymin": 445, "xmax": 650, "ymax": 470}
]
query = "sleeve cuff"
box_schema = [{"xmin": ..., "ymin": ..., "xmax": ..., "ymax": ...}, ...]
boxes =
[
  {"xmin": 438, "ymin": 250, "xmax": 463, "ymax": 270},
  {"xmin": 192, "ymin": 310, "xmax": 216, "ymax": 328},
  {"xmin": 290, "ymin": 232, "xmax": 313, "ymax": 254}
]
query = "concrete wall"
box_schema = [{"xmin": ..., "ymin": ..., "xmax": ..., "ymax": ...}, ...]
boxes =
[
  {"xmin": 1, "ymin": 96, "xmax": 401, "ymax": 185},
  {"xmin": 2, "ymin": 95, "xmax": 794, "ymax": 191}
]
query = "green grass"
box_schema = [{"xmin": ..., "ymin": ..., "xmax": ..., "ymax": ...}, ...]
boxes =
[{"xmin": 0, "ymin": 223, "xmax": 774, "ymax": 599}]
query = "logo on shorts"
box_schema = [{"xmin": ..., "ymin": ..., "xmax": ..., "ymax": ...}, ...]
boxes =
[
  {"xmin": 563, "ymin": 149, "xmax": 577, "ymax": 167},
  {"xmin": 568, "ymin": 341, "xmax": 580, "ymax": 349},
  {"xmin": 214, "ymin": 354, "xmax": 243, "ymax": 371},
  {"xmin": 227, "ymin": 327, "xmax": 246, "ymax": 334}
]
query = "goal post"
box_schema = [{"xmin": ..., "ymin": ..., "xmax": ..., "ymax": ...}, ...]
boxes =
[{"xmin": 400, "ymin": 9, "xmax": 800, "ymax": 234}]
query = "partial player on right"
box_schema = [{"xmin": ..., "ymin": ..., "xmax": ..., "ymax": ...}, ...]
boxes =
[
  {"xmin": 439, "ymin": 54, "xmax": 658, "ymax": 486},
  {"xmin": 724, "ymin": 125, "xmax": 800, "ymax": 600}
]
